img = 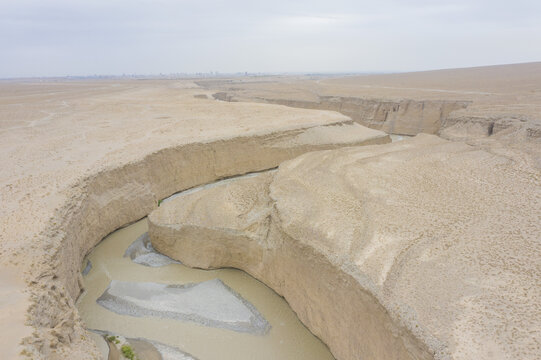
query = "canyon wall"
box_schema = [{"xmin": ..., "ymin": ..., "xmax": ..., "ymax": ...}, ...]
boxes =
[
  {"xmin": 213, "ymin": 92, "xmax": 470, "ymax": 136},
  {"xmin": 149, "ymin": 134, "xmax": 541, "ymax": 360},
  {"xmin": 25, "ymin": 121, "xmax": 388, "ymax": 358}
]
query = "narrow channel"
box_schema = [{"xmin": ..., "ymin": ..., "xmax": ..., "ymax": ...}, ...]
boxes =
[{"xmin": 77, "ymin": 217, "xmax": 335, "ymax": 360}]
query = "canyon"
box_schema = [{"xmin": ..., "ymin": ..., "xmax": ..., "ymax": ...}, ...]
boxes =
[{"xmin": 0, "ymin": 62, "xmax": 540, "ymax": 359}]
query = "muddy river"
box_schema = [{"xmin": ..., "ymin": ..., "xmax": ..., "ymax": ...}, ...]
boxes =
[{"xmin": 77, "ymin": 218, "xmax": 334, "ymax": 360}]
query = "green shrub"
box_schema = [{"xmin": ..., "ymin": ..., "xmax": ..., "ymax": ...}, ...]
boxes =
[
  {"xmin": 121, "ymin": 344, "xmax": 135, "ymax": 360},
  {"xmin": 105, "ymin": 335, "xmax": 117, "ymax": 343}
]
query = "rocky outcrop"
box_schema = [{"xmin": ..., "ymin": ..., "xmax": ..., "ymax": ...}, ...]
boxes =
[
  {"xmin": 149, "ymin": 172, "xmax": 275, "ymax": 272},
  {"xmin": 440, "ymin": 112, "xmax": 541, "ymax": 140},
  {"xmin": 149, "ymin": 134, "xmax": 541, "ymax": 360}
]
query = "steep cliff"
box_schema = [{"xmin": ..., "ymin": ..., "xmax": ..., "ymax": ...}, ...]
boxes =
[{"xmin": 150, "ymin": 134, "xmax": 541, "ymax": 360}]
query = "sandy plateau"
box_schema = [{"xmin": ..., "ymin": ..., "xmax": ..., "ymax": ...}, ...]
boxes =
[{"xmin": 0, "ymin": 62, "xmax": 540, "ymax": 360}]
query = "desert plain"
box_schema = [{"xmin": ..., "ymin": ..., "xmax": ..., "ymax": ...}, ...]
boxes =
[{"xmin": 0, "ymin": 62, "xmax": 540, "ymax": 359}]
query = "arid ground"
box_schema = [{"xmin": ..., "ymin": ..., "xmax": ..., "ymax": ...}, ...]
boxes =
[{"xmin": 0, "ymin": 62, "xmax": 539, "ymax": 359}]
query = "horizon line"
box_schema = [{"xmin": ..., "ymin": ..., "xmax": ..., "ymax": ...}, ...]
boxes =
[{"xmin": 1, "ymin": 60, "xmax": 539, "ymax": 81}]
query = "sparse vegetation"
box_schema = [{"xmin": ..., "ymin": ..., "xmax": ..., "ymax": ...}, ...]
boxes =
[
  {"xmin": 158, "ymin": 199, "xmax": 163, "ymax": 207},
  {"xmin": 105, "ymin": 335, "xmax": 120, "ymax": 344},
  {"xmin": 121, "ymin": 344, "xmax": 135, "ymax": 360}
]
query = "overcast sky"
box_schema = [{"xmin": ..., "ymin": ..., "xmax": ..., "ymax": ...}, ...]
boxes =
[{"xmin": 1, "ymin": 0, "xmax": 540, "ymax": 78}]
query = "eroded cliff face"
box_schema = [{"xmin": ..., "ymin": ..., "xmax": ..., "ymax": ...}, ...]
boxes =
[
  {"xmin": 22, "ymin": 120, "xmax": 388, "ymax": 359},
  {"xmin": 213, "ymin": 92, "xmax": 470, "ymax": 136},
  {"xmin": 149, "ymin": 171, "xmax": 433, "ymax": 360},
  {"xmin": 207, "ymin": 63, "xmax": 541, "ymax": 142},
  {"xmin": 440, "ymin": 111, "xmax": 541, "ymax": 141},
  {"xmin": 264, "ymin": 96, "xmax": 469, "ymax": 136},
  {"xmin": 214, "ymin": 89, "xmax": 541, "ymax": 143},
  {"xmin": 149, "ymin": 134, "xmax": 541, "ymax": 360}
]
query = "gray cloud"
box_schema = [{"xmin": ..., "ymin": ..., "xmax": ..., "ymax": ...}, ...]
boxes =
[{"xmin": 1, "ymin": 0, "xmax": 540, "ymax": 77}]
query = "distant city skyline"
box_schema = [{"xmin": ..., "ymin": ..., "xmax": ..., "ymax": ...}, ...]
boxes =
[{"xmin": 1, "ymin": 0, "xmax": 540, "ymax": 78}]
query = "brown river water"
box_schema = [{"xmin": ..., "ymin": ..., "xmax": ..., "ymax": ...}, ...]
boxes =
[{"xmin": 77, "ymin": 218, "xmax": 335, "ymax": 360}]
